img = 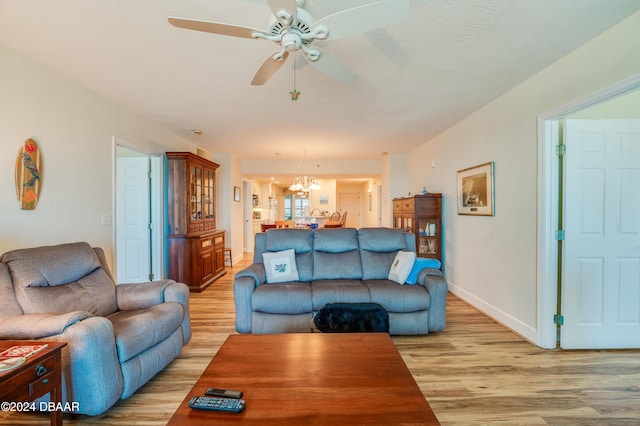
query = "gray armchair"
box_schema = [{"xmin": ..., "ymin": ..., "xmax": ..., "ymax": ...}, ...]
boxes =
[{"xmin": 0, "ymin": 242, "xmax": 191, "ymax": 415}]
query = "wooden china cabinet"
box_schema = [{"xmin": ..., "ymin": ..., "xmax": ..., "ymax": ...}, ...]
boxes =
[
  {"xmin": 166, "ymin": 152, "xmax": 225, "ymax": 292},
  {"xmin": 392, "ymin": 194, "xmax": 442, "ymax": 265}
]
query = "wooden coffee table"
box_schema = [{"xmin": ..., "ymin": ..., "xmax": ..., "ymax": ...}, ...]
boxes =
[{"xmin": 168, "ymin": 333, "xmax": 439, "ymax": 425}]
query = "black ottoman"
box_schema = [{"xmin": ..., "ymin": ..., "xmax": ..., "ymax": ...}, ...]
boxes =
[{"xmin": 312, "ymin": 303, "xmax": 389, "ymax": 333}]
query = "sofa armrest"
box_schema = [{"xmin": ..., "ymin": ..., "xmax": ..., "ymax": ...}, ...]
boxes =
[
  {"xmin": 234, "ymin": 264, "xmax": 265, "ymax": 334},
  {"xmin": 2, "ymin": 316, "xmax": 124, "ymax": 415},
  {"xmin": 116, "ymin": 279, "xmax": 191, "ymax": 345},
  {"xmin": 235, "ymin": 263, "xmax": 266, "ymax": 287},
  {"xmin": 57, "ymin": 316, "xmax": 125, "ymax": 415},
  {"xmin": 420, "ymin": 269, "xmax": 448, "ymax": 332},
  {"xmin": 116, "ymin": 279, "xmax": 176, "ymax": 310},
  {"xmin": 0, "ymin": 311, "xmax": 93, "ymax": 339},
  {"xmin": 164, "ymin": 281, "xmax": 192, "ymax": 344}
]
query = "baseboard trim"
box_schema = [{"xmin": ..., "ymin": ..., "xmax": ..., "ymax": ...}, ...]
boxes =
[{"xmin": 448, "ymin": 282, "xmax": 538, "ymax": 345}]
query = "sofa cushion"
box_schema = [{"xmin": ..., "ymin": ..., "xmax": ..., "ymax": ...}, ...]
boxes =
[
  {"xmin": 358, "ymin": 228, "xmax": 408, "ymax": 252},
  {"xmin": 3, "ymin": 242, "xmax": 102, "ymax": 288},
  {"xmin": 14, "ymin": 267, "xmax": 118, "ymax": 316},
  {"xmin": 313, "ymin": 251, "xmax": 363, "ymax": 280},
  {"xmin": 0, "ymin": 263, "xmax": 23, "ymax": 321},
  {"xmin": 364, "ymin": 280, "xmax": 430, "ymax": 312},
  {"xmin": 359, "ymin": 228, "xmax": 409, "ymax": 280},
  {"xmin": 388, "ymin": 251, "xmax": 416, "ymax": 284},
  {"xmin": 252, "ymin": 282, "xmax": 312, "ymax": 314},
  {"xmin": 312, "ymin": 227, "xmax": 362, "ymax": 280},
  {"xmin": 264, "ymin": 230, "xmax": 314, "ymax": 281},
  {"xmin": 3, "ymin": 242, "xmax": 118, "ymax": 317},
  {"xmin": 311, "ymin": 280, "xmax": 371, "ymax": 310},
  {"xmin": 108, "ymin": 302, "xmax": 184, "ymax": 363},
  {"xmin": 360, "ymin": 251, "xmax": 398, "ymax": 280},
  {"xmin": 263, "ymin": 249, "xmax": 299, "ymax": 283},
  {"xmin": 265, "ymin": 229, "xmax": 313, "ymax": 253},
  {"xmin": 292, "ymin": 252, "xmax": 311, "ymax": 282},
  {"xmin": 314, "ymin": 228, "xmax": 359, "ymax": 253}
]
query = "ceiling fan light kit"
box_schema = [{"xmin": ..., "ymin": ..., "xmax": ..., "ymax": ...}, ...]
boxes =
[{"xmin": 168, "ymin": 0, "xmax": 410, "ymax": 87}]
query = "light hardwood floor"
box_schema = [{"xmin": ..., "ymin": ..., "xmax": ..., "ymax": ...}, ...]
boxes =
[{"xmin": 2, "ymin": 254, "xmax": 639, "ymax": 425}]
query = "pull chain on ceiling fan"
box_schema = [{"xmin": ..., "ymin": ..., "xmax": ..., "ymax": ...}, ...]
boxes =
[
  {"xmin": 168, "ymin": 0, "xmax": 410, "ymax": 86},
  {"xmin": 290, "ymin": 55, "xmax": 300, "ymax": 101}
]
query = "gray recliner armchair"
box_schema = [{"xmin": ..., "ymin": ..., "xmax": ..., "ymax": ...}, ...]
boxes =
[{"xmin": 0, "ymin": 242, "xmax": 191, "ymax": 415}]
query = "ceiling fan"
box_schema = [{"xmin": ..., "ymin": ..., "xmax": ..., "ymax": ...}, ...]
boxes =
[{"xmin": 168, "ymin": 0, "xmax": 410, "ymax": 85}]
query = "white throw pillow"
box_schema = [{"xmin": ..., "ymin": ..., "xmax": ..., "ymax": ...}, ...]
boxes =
[
  {"xmin": 388, "ymin": 251, "xmax": 416, "ymax": 284},
  {"xmin": 262, "ymin": 249, "xmax": 299, "ymax": 283}
]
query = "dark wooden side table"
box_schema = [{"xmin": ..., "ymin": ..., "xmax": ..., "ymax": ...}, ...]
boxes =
[{"xmin": 0, "ymin": 340, "xmax": 67, "ymax": 426}]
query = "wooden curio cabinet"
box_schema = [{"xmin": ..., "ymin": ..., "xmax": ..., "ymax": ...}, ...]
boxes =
[
  {"xmin": 392, "ymin": 194, "xmax": 442, "ymax": 265},
  {"xmin": 166, "ymin": 152, "xmax": 225, "ymax": 292}
]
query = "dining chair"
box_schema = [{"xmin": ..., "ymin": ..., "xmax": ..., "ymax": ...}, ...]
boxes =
[{"xmin": 275, "ymin": 220, "xmax": 295, "ymax": 228}]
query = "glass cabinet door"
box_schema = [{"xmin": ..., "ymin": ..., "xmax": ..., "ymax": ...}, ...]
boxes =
[
  {"xmin": 394, "ymin": 216, "xmax": 413, "ymax": 233},
  {"xmin": 394, "ymin": 216, "xmax": 402, "ymax": 229},
  {"xmin": 203, "ymin": 169, "xmax": 214, "ymax": 220},
  {"xmin": 190, "ymin": 165, "xmax": 202, "ymax": 222},
  {"xmin": 417, "ymin": 218, "xmax": 439, "ymax": 258}
]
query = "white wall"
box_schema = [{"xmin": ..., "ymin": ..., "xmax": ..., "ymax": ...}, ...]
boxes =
[
  {"xmin": 242, "ymin": 159, "xmax": 382, "ymax": 177},
  {"xmin": 210, "ymin": 153, "xmax": 243, "ymax": 264},
  {"xmin": 0, "ymin": 42, "xmax": 196, "ymax": 268},
  {"xmin": 381, "ymin": 153, "xmax": 409, "ymax": 227},
  {"xmin": 408, "ymin": 11, "xmax": 640, "ymax": 344},
  {"xmin": 361, "ymin": 179, "xmax": 380, "ymax": 228},
  {"xmin": 570, "ymin": 88, "xmax": 640, "ymax": 119},
  {"xmin": 309, "ymin": 179, "xmax": 337, "ymax": 214}
]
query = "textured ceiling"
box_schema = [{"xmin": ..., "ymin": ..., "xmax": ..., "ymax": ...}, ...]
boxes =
[{"xmin": 1, "ymin": 0, "xmax": 639, "ymax": 162}]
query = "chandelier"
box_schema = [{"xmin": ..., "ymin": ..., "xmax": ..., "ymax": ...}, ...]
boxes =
[
  {"xmin": 289, "ymin": 175, "xmax": 320, "ymax": 192},
  {"xmin": 288, "ymin": 147, "xmax": 320, "ymax": 193}
]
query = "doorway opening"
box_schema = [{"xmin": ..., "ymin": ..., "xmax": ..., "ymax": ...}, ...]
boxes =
[
  {"xmin": 537, "ymin": 74, "xmax": 640, "ymax": 349},
  {"xmin": 113, "ymin": 140, "xmax": 164, "ymax": 284}
]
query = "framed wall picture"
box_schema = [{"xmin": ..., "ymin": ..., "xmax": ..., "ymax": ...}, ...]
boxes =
[
  {"xmin": 457, "ymin": 161, "xmax": 495, "ymax": 216},
  {"xmin": 234, "ymin": 186, "xmax": 241, "ymax": 202}
]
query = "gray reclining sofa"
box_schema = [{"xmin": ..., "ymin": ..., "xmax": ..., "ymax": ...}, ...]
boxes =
[{"xmin": 234, "ymin": 227, "xmax": 447, "ymax": 335}]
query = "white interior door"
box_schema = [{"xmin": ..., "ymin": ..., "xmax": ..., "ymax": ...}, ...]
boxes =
[
  {"xmin": 244, "ymin": 181, "xmax": 253, "ymax": 253},
  {"xmin": 116, "ymin": 156, "xmax": 151, "ymax": 283},
  {"xmin": 338, "ymin": 192, "xmax": 359, "ymax": 228},
  {"xmin": 562, "ymin": 119, "xmax": 640, "ymax": 348}
]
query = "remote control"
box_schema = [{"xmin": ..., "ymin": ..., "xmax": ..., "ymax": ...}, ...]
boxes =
[
  {"xmin": 188, "ymin": 396, "xmax": 245, "ymax": 413},
  {"xmin": 206, "ymin": 387, "xmax": 243, "ymax": 399}
]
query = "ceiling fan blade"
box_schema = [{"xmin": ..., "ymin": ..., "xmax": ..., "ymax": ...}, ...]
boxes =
[
  {"xmin": 168, "ymin": 16, "xmax": 264, "ymax": 39},
  {"xmin": 267, "ymin": 0, "xmax": 297, "ymax": 25},
  {"xmin": 251, "ymin": 51, "xmax": 290, "ymax": 85},
  {"xmin": 305, "ymin": 48, "xmax": 356, "ymax": 84},
  {"xmin": 313, "ymin": 0, "xmax": 410, "ymax": 41}
]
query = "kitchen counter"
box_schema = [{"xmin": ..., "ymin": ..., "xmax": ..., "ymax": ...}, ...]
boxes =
[{"xmin": 294, "ymin": 216, "xmax": 328, "ymax": 227}]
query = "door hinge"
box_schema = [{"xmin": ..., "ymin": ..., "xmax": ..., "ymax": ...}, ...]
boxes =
[
  {"xmin": 149, "ymin": 273, "xmax": 154, "ymax": 281},
  {"xmin": 148, "ymin": 223, "xmax": 153, "ymax": 230},
  {"xmin": 556, "ymin": 143, "xmax": 566, "ymax": 156},
  {"xmin": 553, "ymin": 314, "xmax": 564, "ymax": 326},
  {"xmin": 555, "ymin": 229, "xmax": 565, "ymax": 241},
  {"xmin": 148, "ymin": 171, "xmax": 153, "ymax": 179}
]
